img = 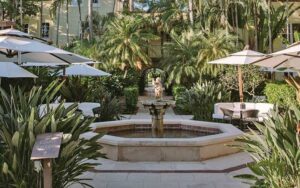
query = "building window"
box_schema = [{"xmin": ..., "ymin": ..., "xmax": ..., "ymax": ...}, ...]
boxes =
[
  {"xmin": 41, "ymin": 23, "xmax": 50, "ymax": 38},
  {"xmin": 23, "ymin": 24, "xmax": 29, "ymax": 33},
  {"xmin": 93, "ymin": 0, "xmax": 98, "ymax": 3}
]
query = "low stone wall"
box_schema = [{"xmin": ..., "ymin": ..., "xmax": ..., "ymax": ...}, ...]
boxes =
[{"xmin": 93, "ymin": 120, "xmax": 243, "ymax": 161}]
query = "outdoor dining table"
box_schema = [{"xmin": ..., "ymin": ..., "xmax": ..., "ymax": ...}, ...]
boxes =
[
  {"xmin": 223, "ymin": 107, "xmax": 256, "ymax": 119},
  {"xmin": 39, "ymin": 102, "xmax": 101, "ymax": 117}
]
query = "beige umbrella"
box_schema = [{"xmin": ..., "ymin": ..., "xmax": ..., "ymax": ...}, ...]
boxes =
[
  {"xmin": 0, "ymin": 29, "xmax": 94, "ymax": 65},
  {"xmin": 0, "ymin": 62, "xmax": 37, "ymax": 78},
  {"xmin": 208, "ymin": 49, "xmax": 265, "ymax": 102},
  {"xmin": 272, "ymin": 41, "xmax": 300, "ymax": 55},
  {"xmin": 58, "ymin": 64, "xmax": 111, "ymax": 77},
  {"xmin": 253, "ymin": 54, "xmax": 300, "ymax": 70}
]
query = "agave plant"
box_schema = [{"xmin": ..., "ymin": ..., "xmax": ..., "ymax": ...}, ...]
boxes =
[
  {"xmin": 0, "ymin": 81, "xmax": 103, "ymax": 188},
  {"xmin": 235, "ymin": 106, "xmax": 300, "ymax": 188},
  {"xmin": 177, "ymin": 81, "xmax": 231, "ymax": 121},
  {"xmin": 60, "ymin": 77, "xmax": 91, "ymax": 102}
]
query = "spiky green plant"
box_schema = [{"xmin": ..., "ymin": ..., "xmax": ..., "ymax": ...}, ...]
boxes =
[
  {"xmin": 235, "ymin": 107, "xmax": 300, "ymax": 188},
  {"xmin": 0, "ymin": 81, "xmax": 103, "ymax": 188},
  {"xmin": 177, "ymin": 81, "xmax": 231, "ymax": 121}
]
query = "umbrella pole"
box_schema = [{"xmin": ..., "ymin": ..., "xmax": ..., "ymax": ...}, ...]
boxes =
[{"xmin": 238, "ymin": 65, "xmax": 244, "ymax": 105}]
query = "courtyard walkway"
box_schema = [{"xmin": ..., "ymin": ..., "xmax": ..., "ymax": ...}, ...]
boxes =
[{"xmin": 72, "ymin": 95, "xmax": 252, "ymax": 188}]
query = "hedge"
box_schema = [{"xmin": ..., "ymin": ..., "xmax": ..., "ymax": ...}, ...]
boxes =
[
  {"xmin": 124, "ymin": 86, "xmax": 139, "ymax": 113},
  {"xmin": 264, "ymin": 82, "xmax": 297, "ymax": 108}
]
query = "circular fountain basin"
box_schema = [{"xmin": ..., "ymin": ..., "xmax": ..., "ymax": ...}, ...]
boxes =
[{"xmin": 92, "ymin": 120, "xmax": 243, "ymax": 161}]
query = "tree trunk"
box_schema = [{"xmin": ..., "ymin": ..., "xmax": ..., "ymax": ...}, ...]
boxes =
[
  {"xmin": 40, "ymin": 0, "xmax": 43, "ymax": 37},
  {"xmin": 286, "ymin": 0, "xmax": 289, "ymax": 44},
  {"xmin": 268, "ymin": 0, "xmax": 272, "ymax": 52},
  {"xmin": 188, "ymin": 0, "xmax": 193, "ymax": 25},
  {"xmin": 253, "ymin": 3, "xmax": 258, "ymax": 51},
  {"xmin": 66, "ymin": 0, "xmax": 70, "ymax": 46},
  {"xmin": 235, "ymin": 1, "xmax": 239, "ymax": 45},
  {"xmin": 56, "ymin": 2, "xmax": 61, "ymax": 46},
  {"xmin": 88, "ymin": 0, "xmax": 93, "ymax": 42},
  {"xmin": 77, "ymin": 0, "xmax": 83, "ymax": 40},
  {"xmin": 225, "ymin": 0, "xmax": 229, "ymax": 36},
  {"xmin": 129, "ymin": 0, "xmax": 133, "ymax": 12}
]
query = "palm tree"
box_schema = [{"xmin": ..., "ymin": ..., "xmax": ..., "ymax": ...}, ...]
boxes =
[
  {"xmin": 152, "ymin": 0, "xmax": 188, "ymax": 32},
  {"xmin": 162, "ymin": 29, "xmax": 237, "ymax": 86},
  {"xmin": 100, "ymin": 15, "xmax": 159, "ymax": 77},
  {"xmin": 77, "ymin": 0, "xmax": 83, "ymax": 39},
  {"xmin": 268, "ymin": 0, "xmax": 272, "ymax": 52},
  {"xmin": 88, "ymin": 0, "xmax": 93, "ymax": 41},
  {"xmin": 162, "ymin": 29, "xmax": 200, "ymax": 85},
  {"xmin": 66, "ymin": 0, "xmax": 70, "ymax": 46},
  {"xmin": 188, "ymin": 0, "xmax": 193, "ymax": 25},
  {"xmin": 50, "ymin": 0, "xmax": 62, "ymax": 46},
  {"xmin": 40, "ymin": 0, "xmax": 43, "ymax": 37},
  {"xmin": 197, "ymin": 30, "xmax": 237, "ymax": 75}
]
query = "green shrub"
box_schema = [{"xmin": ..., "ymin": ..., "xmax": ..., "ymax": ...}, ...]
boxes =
[
  {"xmin": 177, "ymin": 81, "xmax": 231, "ymax": 120},
  {"xmin": 172, "ymin": 85, "xmax": 187, "ymax": 100},
  {"xmin": 235, "ymin": 106, "xmax": 300, "ymax": 187},
  {"xmin": 265, "ymin": 82, "xmax": 297, "ymax": 108},
  {"xmin": 124, "ymin": 86, "xmax": 139, "ymax": 113},
  {"xmin": 0, "ymin": 81, "xmax": 103, "ymax": 187},
  {"xmin": 96, "ymin": 91, "xmax": 121, "ymax": 121},
  {"xmin": 60, "ymin": 77, "xmax": 91, "ymax": 102}
]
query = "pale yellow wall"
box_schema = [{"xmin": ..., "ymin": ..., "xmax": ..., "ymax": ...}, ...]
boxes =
[{"xmin": 25, "ymin": 0, "xmax": 116, "ymax": 46}]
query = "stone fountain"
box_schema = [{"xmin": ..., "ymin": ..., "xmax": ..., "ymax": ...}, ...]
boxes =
[{"xmin": 142, "ymin": 77, "xmax": 175, "ymax": 138}]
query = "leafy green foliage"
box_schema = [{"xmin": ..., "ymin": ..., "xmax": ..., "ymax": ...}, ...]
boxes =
[
  {"xmin": 235, "ymin": 107, "xmax": 300, "ymax": 187},
  {"xmin": 60, "ymin": 77, "xmax": 91, "ymax": 102},
  {"xmin": 176, "ymin": 81, "xmax": 231, "ymax": 120},
  {"xmin": 172, "ymin": 85, "xmax": 187, "ymax": 101},
  {"xmin": 124, "ymin": 86, "xmax": 139, "ymax": 113},
  {"xmin": 0, "ymin": 81, "xmax": 103, "ymax": 188},
  {"xmin": 99, "ymin": 14, "xmax": 159, "ymax": 75},
  {"xmin": 162, "ymin": 29, "xmax": 237, "ymax": 86},
  {"xmin": 264, "ymin": 82, "xmax": 297, "ymax": 109},
  {"xmin": 220, "ymin": 65, "xmax": 266, "ymax": 98},
  {"xmin": 94, "ymin": 90, "xmax": 121, "ymax": 122},
  {"xmin": 0, "ymin": 0, "xmax": 39, "ymax": 27}
]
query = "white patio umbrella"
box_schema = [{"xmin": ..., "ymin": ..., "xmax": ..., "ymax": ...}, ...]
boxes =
[
  {"xmin": 253, "ymin": 54, "xmax": 300, "ymax": 70},
  {"xmin": 0, "ymin": 29, "xmax": 93, "ymax": 65},
  {"xmin": 0, "ymin": 62, "xmax": 37, "ymax": 78},
  {"xmin": 59, "ymin": 64, "xmax": 111, "ymax": 77},
  {"xmin": 20, "ymin": 62, "xmax": 67, "ymax": 67},
  {"xmin": 208, "ymin": 49, "xmax": 265, "ymax": 102},
  {"xmin": 272, "ymin": 41, "xmax": 300, "ymax": 55}
]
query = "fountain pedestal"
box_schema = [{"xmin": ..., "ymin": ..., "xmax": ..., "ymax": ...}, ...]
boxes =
[{"xmin": 143, "ymin": 100, "xmax": 175, "ymax": 138}]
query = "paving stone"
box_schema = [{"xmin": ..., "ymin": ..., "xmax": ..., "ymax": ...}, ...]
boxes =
[
  {"xmin": 180, "ymin": 182, "xmax": 215, "ymax": 188},
  {"xmin": 144, "ymin": 182, "xmax": 180, "ymax": 188},
  {"xmin": 160, "ymin": 173, "xmax": 195, "ymax": 182},
  {"xmin": 106, "ymin": 182, "xmax": 144, "ymax": 188},
  {"xmin": 127, "ymin": 173, "xmax": 161, "ymax": 182}
]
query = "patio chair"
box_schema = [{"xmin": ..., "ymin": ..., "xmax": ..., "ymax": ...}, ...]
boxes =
[
  {"xmin": 220, "ymin": 108, "xmax": 235, "ymax": 123},
  {"xmin": 92, "ymin": 106, "xmax": 101, "ymax": 118},
  {"xmin": 241, "ymin": 109, "xmax": 259, "ymax": 130}
]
